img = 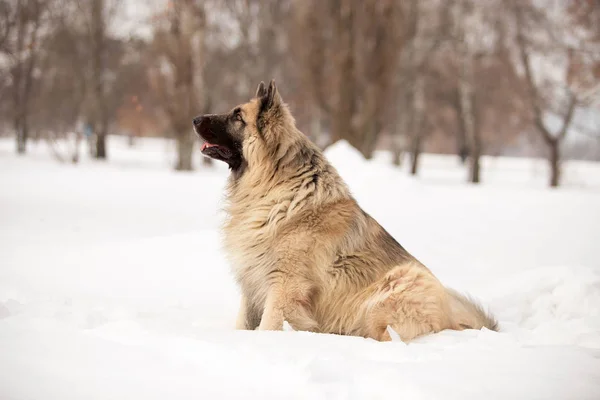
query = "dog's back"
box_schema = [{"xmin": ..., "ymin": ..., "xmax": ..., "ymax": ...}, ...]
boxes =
[{"xmin": 225, "ymin": 138, "xmax": 496, "ymax": 340}]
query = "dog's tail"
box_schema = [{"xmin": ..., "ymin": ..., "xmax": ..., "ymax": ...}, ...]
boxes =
[{"xmin": 446, "ymin": 288, "xmax": 498, "ymax": 332}]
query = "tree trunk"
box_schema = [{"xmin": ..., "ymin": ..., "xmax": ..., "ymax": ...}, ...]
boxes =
[
  {"xmin": 91, "ymin": 0, "xmax": 108, "ymax": 160},
  {"xmin": 409, "ymin": 75, "xmax": 425, "ymax": 175},
  {"xmin": 393, "ymin": 75, "xmax": 412, "ymax": 167},
  {"xmin": 458, "ymin": 50, "xmax": 480, "ymax": 183},
  {"xmin": 16, "ymin": 131, "xmax": 26, "ymax": 154},
  {"xmin": 466, "ymin": 92, "xmax": 481, "ymax": 184},
  {"xmin": 548, "ymin": 139, "xmax": 560, "ymax": 187},
  {"xmin": 88, "ymin": 134, "xmax": 95, "ymax": 156},
  {"xmin": 175, "ymin": 131, "xmax": 195, "ymax": 171},
  {"xmin": 16, "ymin": 115, "xmax": 30, "ymax": 155},
  {"xmin": 466, "ymin": 108, "xmax": 481, "ymax": 184},
  {"xmin": 392, "ymin": 134, "xmax": 406, "ymax": 166},
  {"xmin": 410, "ymin": 134, "xmax": 422, "ymax": 175},
  {"xmin": 72, "ymin": 132, "xmax": 82, "ymax": 164},
  {"xmin": 15, "ymin": 117, "xmax": 27, "ymax": 154},
  {"xmin": 470, "ymin": 138, "xmax": 481, "ymax": 183},
  {"xmin": 361, "ymin": 120, "xmax": 380, "ymax": 160},
  {"xmin": 331, "ymin": 0, "xmax": 355, "ymax": 146},
  {"xmin": 95, "ymin": 132, "xmax": 107, "ymax": 159},
  {"xmin": 12, "ymin": 1, "xmax": 41, "ymax": 156},
  {"xmin": 454, "ymin": 90, "xmax": 469, "ymax": 164}
]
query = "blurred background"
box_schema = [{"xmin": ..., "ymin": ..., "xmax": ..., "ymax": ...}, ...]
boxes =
[
  {"xmin": 0, "ymin": 0, "xmax": 599, "ymax": 185},
  {"xmin": 2, "ymin": 2, "xmax": 600, "ymax": 397}
]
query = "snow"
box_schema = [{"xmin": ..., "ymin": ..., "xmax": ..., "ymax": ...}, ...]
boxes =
[{"xmin": 1, "ymin": 137, "xmax": 600, "ymax": 399}]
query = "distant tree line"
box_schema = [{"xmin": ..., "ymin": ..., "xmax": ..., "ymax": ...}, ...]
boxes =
[{"xmin": 0, "ymin": 0, "xmax": 598, "ymax": 186}]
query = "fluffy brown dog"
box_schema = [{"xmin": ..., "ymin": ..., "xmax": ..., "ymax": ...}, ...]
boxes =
[{"xmin": 193, "ymin": 81, "xmax": 497, "ymax": 341}]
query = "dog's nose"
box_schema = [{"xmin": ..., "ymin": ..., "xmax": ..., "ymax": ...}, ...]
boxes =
[{"xmin": 193, "ymin": 116, "xmax": 204, "ymax": 127}]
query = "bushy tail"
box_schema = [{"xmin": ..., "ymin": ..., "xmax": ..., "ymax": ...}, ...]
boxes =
[{"xmin": 446, "ymin": 288, "xmax": 498, "ymax": 332}]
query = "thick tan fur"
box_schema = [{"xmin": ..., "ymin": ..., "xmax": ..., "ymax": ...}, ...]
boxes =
[{"xmin": 218, "ymin": 82, "xmax": 497, "ymax": 342}]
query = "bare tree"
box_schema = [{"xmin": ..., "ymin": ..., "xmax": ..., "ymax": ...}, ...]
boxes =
[
  {"xmin": 6, "ymin": 0, "xmax": 47, "ymax": 154},
  {"xmin": 69, "ymin": 0, "xmax": 123, "ymax": 160},
  {"xmin": 204, "ymin": 0, "xmax": 291, "ymax": 108},
  {"xmin": 454, "ymin": 0, "xmax": 482, "ymax": 183},
  {"xmin": 391, "ymin": 0, "xmax": 419, "ymax": 168},
  {"xmin": 150, "ymin": 0, "xmax": 207, "ymax": 171},
  {"xmin": 296, "ymin": 0, "xmax": 403, "ymax": 158},
  {"xmin": 396, "ymin": 0, "xmax": 447, "ymax": 174},
  {"xmin": 35, "ymin": 1, "xmax": 89, "ymax": 163},
  {"xmin": 408, "ymin": 74, "xmax": 427, "ymax": 174},
  {"xmin": 88, "ymin": 0, "xmax": 108, "ymax": 159},
  {"xmin": 511, "ymin": 1, "xmax": 591, "ymax": 187},
  {"xmin": 428, "ymin": 0, "xmax": 527, "ymax": 183}
]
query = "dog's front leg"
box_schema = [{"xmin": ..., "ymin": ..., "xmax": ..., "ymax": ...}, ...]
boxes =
[
  {"xmin": 258, "ymin": 289, "xmax": 286, "ymax": 331},
  {"xmin": 258, "ymin": 280, "xmax": 318, "ymax": 332},
  {"xmin": 236, "ymin": 293, "xmax": 261, "ymax": 330},
  {"xmin": 235, "ymin": 294, "xmax": 250, "ymax": 330}
]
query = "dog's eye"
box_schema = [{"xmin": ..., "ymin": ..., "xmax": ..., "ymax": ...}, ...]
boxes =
[{"xmin": 235, "ymin": 113, "xmax": 244, "ymax": 123}]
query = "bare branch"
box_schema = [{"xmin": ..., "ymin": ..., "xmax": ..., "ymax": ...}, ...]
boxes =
[
  {"xmin": 512, "ymin": 0, "xmax": 553, "ymax": 142},
  {"xmin": 557, "ymin": 94, "xmax": 578, "ymax": 141}
]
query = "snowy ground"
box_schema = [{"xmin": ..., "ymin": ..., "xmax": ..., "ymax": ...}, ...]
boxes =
[{"xmin": 1, "ymin": 136, "xmax": 600, "ymax": 400}]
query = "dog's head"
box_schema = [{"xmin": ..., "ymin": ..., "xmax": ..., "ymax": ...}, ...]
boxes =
[{"xmin": 193, "ymin": 80, "xmax": 291, "ymax": 174}]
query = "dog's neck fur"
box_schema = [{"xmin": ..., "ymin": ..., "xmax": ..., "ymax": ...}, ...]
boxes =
[
  {"xmin": 221, "ymin": 108, "xmax": 360, "ymax": 313},
  {"xmin": 224, "ymin": 108, "xmax": 352, "ymax": 231}
]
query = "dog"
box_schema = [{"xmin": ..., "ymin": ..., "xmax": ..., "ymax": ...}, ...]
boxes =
[{"xmin": 193, "ymin": 80, "xmax": 497, "ymax": 341}]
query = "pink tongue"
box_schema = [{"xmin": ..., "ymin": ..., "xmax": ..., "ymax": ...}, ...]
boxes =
[{"xmin": 201, "ymin": 142, "xmax": 217, "ymax": 151}]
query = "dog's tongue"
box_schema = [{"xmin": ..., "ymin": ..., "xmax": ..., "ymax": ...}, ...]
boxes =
[{"xmin": 201, "ymin": 142, "xmax": 217, "ymax": 151}]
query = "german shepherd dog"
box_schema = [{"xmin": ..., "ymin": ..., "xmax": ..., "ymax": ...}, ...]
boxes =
[{"xmin": 193, "ymin": 81, "xmax": 497, "ymax": 341}]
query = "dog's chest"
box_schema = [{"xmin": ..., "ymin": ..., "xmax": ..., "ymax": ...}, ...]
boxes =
[{"xmin": 224, "ymin": 206, "xmax": 282, "ymax": 299}]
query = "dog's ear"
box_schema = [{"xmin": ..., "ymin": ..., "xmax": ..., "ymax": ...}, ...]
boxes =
[
  {"xmin": 256, "ymin": 80, "xmax": 283, "ymax": 135},
  {"xmin": 261, "ymin": 79, "xmax": 281, "ymax": 111},
  {"xmin": 255, "ymin": 81, "xmax": 266, "ymax": 98}
]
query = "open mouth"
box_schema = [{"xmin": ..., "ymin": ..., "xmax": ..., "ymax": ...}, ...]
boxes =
[{"xmin": 200, "ymin": 141, "xmax": 232, "ymax": 161}]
